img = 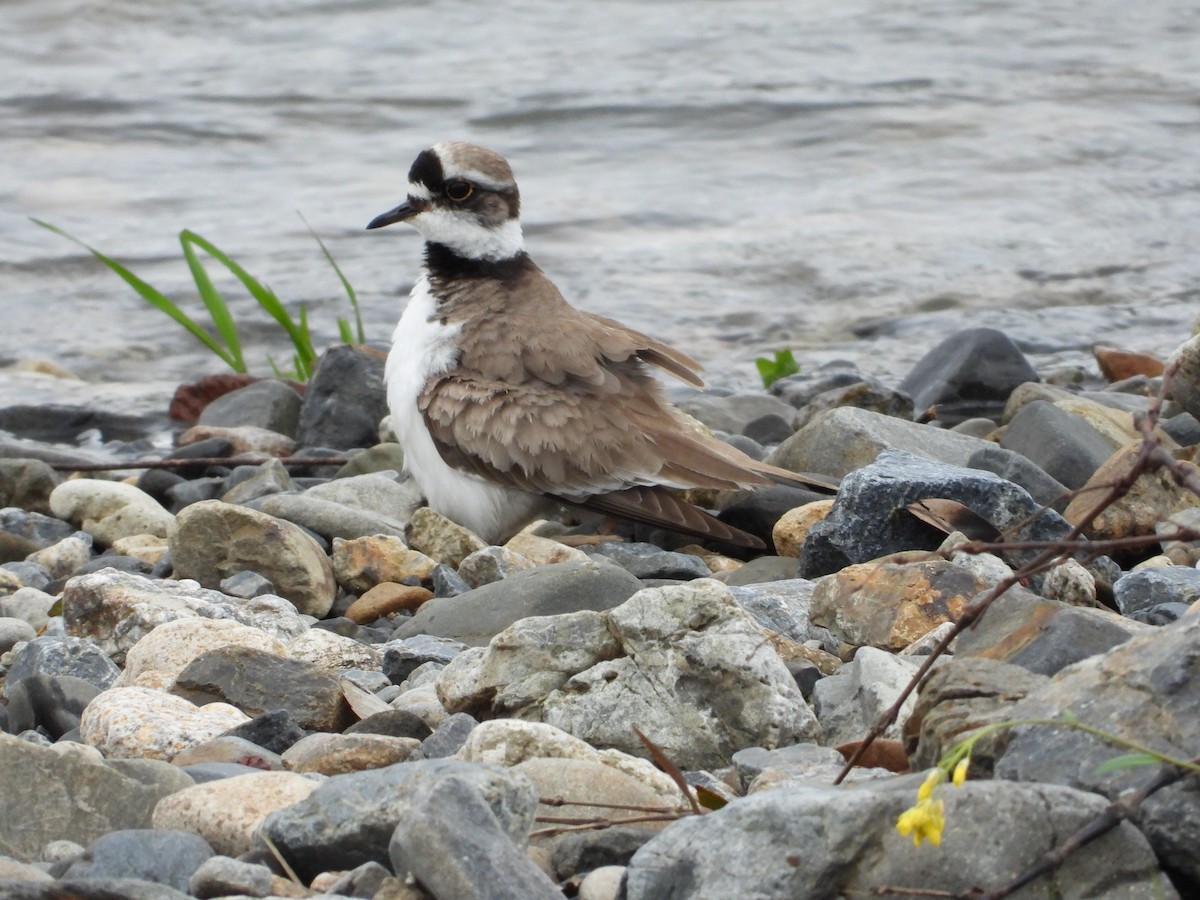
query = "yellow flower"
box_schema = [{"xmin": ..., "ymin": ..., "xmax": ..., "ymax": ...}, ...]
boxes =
[
  {"xmin": 952, "ymin": 758, "xmax": 970, "ymax": 786},
  {"xmin": 917, "ymin": 768, "xmax": 943, "ymax": 802},
  {"xmin": 896, "ymin": 797, "xmax": 945, "ymax": 847}
]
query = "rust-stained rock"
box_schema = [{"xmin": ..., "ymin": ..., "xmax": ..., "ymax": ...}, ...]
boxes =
[
  {"xmin": 345, "ymin": 583, "xmax": 433, "ymax": 623},
  {"xmin": 178, "ymin": 424, "xmax": 295, "ymax": 457},
  {"xmin": 405, "ymin": 507, "xmax": 488, "ymax": 568},
  {"xmin": 1064, "ymin": 442, "xmax": 1200, "ymax": 541},
  {"xmin": 1092, "ymin": 344, "xmax": 1164, "ymax": 382},
  {"xmin": 809, "ymin": 558, "xmax": 985, "ymax": 651},
  {"xmin": 331, "ymin": 535, "xmax": 438, "ymax": 593},
  {"xmin": 772, "ymin": 500, "xmax": 835, "ymax": 557}
]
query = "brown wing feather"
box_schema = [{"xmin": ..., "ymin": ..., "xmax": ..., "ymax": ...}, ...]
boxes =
[{"xmin": 559, "ymin": 487, "xmax": 766, "ymax": 549}]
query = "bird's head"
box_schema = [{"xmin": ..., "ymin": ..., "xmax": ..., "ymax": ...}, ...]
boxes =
[{"xmin": 367, "ymin": 142, "xmax": 524, "ymax": 261}]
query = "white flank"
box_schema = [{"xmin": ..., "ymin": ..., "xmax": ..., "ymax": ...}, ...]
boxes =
[{"xmin": 386, "ymin": 276, "xmax": 541, "ymax": 540}]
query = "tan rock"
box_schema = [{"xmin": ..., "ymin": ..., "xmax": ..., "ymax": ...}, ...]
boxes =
[
  {"xmin": 178, "ymin": 424, "xmax": 296, "ymax": 457},
  {"xmin": 810, "ymin": 558, "xmax": 986, "ymax": 651},
  {"xmin": 1065, "ymin": 443, "xmax": 1200, "ymax": 540},
  {"xmin": 772, "ymin": 500, "xmax": 835, "ymax": 557},
  {"xmin": 405, "ymin": 507, "xmax": 488, "ymax": 567},
  {"xmin": 676, "ymin": 545, "xmax": 742, "ymax": 575},
  {"xmin": 152, "ymin": 771, "xmax": 322, "ymax": 856},
  {"xmin": 345, "ymin": 582, "xmax": 433, "ymax": 622},
  {"xmin": 80, "ymin": 686, "xmax": 249, "ymax": 761},
  {"xmin": 49, "ymin": 479, "xmax": 175, "ymax": 546},
  {"xmin": 331, "ymin": 534, "xmax": 438, "ymax": 592},
  {"xmin": 504, "ymin": 531, "xmax": 590, "ymax": 566},
  {"xmin": 287, "ymin": 627, "xmax": 384, "ymax": 669},
  {"xmin": 117, "ymin": 617, "xmax": 288, "ymax": 687},
  {"xmin": 281, "ymin": 732, "xmax": 420, "ymax": 775},
  {"xmin": 111, "ymin": 533, "xmax": 170, "ymax": 566}
]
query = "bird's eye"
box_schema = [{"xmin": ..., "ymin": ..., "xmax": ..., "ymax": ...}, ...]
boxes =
[{"xmin": 445, "ymin": 180, "xmax": 473, "ymax": 202}]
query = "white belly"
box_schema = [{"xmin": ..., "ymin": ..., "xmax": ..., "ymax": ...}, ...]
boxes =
[{"xmin": 385, "ymin": 276, "xmax": 545, "ymax": 542}]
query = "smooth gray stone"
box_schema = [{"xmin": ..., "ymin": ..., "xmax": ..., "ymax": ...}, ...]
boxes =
[
  {"xmin": 999, "ymin": 400, "xmax": 1117, "ymax": 489},
  {"xmin": 249, "ymin": 492, "xmax": 408, "ymax": 540},
  {"xmin": 1113, "ymin": 566, "xmax": 1200, "ymax": 617},
  {"xmin": 198, "ymin": 379, "xmax": 301, "ymax": 437},
  {"xmin": 3, "ymin": 674, "xmax": 100, "ymax": 739},
  {"xmin": 388, "ymin": 773, "xmax": 561, "ymax": 900},
  {"xmin": 295, "ymin": 345, "xmax": 388, "ymax": 451},
  {"xmin": 967, "ymin": 444, "xmax": 1070, "ymax": 509},
  {"xmin": 675, "ymin": 391, "xmax": 796, "ymax": 435},
  {"xmin": 392, "ymin": 557, "xmax": 642, "ymax": 646},
  {"xmin": 410, "ymin": 712, "xmax": 478, "ymax": 760},
  {"xmin": 62, "ymin": 829, "xmax": 213, "ymax": 892},
  {"xmin": 583, "ymin": 541, "xmax": 712, "ymax": 580}
]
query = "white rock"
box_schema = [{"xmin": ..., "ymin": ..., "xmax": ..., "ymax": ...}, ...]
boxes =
[
  {"xmin": 80, "ymin": 686, "xmax": 249, "ymax": 761},
  {"xmin": 152, "ymin": 770, "xmax": 322, "ymax": 856},
  {"xmin": 50, "ymin": 479, "xmax": 175, "ymax": 545},
  {"xmin": 288, "ymin": 628, "xmax": 383, "ymax": 670}
]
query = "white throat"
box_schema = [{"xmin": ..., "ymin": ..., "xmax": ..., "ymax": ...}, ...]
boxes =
[{"xmin": 410, "ymin": 208, "xmax": 524, "ymax": 261}]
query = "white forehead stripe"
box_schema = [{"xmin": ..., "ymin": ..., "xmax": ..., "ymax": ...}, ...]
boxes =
[
  {"xmin": 447, "ymin": 167, "xmax": 512, "ymax": 192},
  {"xmin": 407, "ymin": 181, "xmax": 434, "ymax": 201}
]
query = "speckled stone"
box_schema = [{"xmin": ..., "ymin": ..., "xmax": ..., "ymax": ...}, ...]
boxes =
[
  {"xmin": 405, "ymin": 507, "xmax": 488, "ymax": 568},
  {"xmin": 331, "ymin": 534, "xmax": 438, "ymax": 592},
  {"xmin": 117, "ymin": 617, "xmax": 288, "ymax": 688},
  {"xmin": 80, "ymin": 686, "xmax": 250, "ymax": 761},
  {"xmin": 281, "ymin": 732, "xmax": 421, "ymax": 775}
]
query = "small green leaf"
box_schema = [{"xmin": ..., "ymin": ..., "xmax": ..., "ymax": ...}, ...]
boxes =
[
  {"xmin": 300, "ymin": 212, "xmax": 365, "ymax": 343},
  {"xmin": 1095, "ymin": 752, "xmax": 1164, "ymax": 775},
  {"xmin": 755, "ymin": 349, "xmax": 800, "ymax": 388}
]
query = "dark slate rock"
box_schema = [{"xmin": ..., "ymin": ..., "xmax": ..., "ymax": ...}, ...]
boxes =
[
  {"xmin": 0, "ymin": 458, "xmax": 61, "ymax": 516},
  {"xmin": 1113, "ymin": 566, "xmax": 1200, "ymax": 618},
  {"xmin": 0, "ymin": 507, "xmax": 75, "ymax": 563},
  {"xmin": 4, "ymin": 674, "xmax": 100, "ymax": 739},
  {"xmin": 0, "ymin": 878, "xmax": 194, "ymax": 899},
  {"xmin": 134, "ymin": 468, "xmax": 187, "ymax": 509},
  {"xmin": 345, "ymin": 709, "xmax": 433, "ymax": 742},
  {"xmin": 1162, "ymin": 411, "xmax": 1200, "ymax": 446},
  {"xmin": 388, "ymin": 773, "xmax": 561, "ymax": 900},
  {"xmin": 320, "ymin": 860, "xmax": 393, "ymax": 899},
  {"xmin": 218, "ymin": 570, "xmax": 277, "ymax": 599},
  {"xmin": 719, "ymin": 432, "xmax": 767, "ymax": 460},
  {"xmin": 219, "ymin": 459, "xmax": 294, "ymax": 505},
  {"xmin": 799, "ymin": 450, "xmax": 1074, "ymax": 579},
  {"xmin": 742, "ymin": 413, "xmax": 794, "ymax": 445},
  {"xmin": 6, "ymin": 636, "xmax": 121, "ymax": 690},
  {"xmin": 62, "ymin": 829, "xmax": 214, "ymax": 892},
  {"xmin": 583, "ymin": 541, "xmax": 711, "ymax": 581},
  {"xmin": 954, "ymin": 585, "xmax": 1148, "ymax": 676},
  {"xmin": 382, "ymin": 634, "xmax": 469, "ymax": 685},
  {"xmin": 551, "ymin": 827, "xmax": 658, "ymax": 880},
  {"xmin": 716, "ymin": 485, "xmax": 830, "ymax": 551},
  {"xmin": 219, "ymin": 709, "xmax": 308, "ymax": 755},
  {"xmin": 999, "ymin": 400, "xmax": 1116, "ymax": 489},
  {"xmin": 967, "ymin": 444, "xmax": 1070, "ymax": 510},
  {"xmin": 295, "ymin": 345, "xmax": 388, "ymax": 451},
  {"xmin": 187, "ymin": 855, "xmax": 276, "ymax": 899},
  {"xmin": 261, "ymin": 758, "xmax": 538, "ymax": 883},
  {"xmin": 172, "ymin": 646, "xmax": 353, "ymax": 733},
  {"xmin": 898, "ymin": 327, "xmax": 1038, "ymax": 423},
  {"xmin": 392, "ymin": 557, "xmax": 642, "ymax": 646},
  {"xmin": 675, "ymin": 392, "xmax": 796, "ymax": 436},
  {"xmin": 0, "ymin": 560, "xmax": 52, "ymax": 590},
  {"xmin": 0, "ymin": 405, "xmax": 161, "ymax": 445},
  {"xmin": 163, "ymin": 437, "xmax": 236, "ymax": 477},
  {"xmin": 164, "ymin": 477, "xmax": 226, "ymax": 513},
  {"xmin": 198, "ymin": 379, "xmax": 302, "ymax": 437},
  {"xmin": 411, "ymin": 712, "xmax": 478, "ymax": 760},
  {"xmin": 431, "ymin": 563, "xmax": 470, "ymax": 598},
  {"xmin": 1130, "ymin": 602, "xmax": 1191, "ymax": 626}
]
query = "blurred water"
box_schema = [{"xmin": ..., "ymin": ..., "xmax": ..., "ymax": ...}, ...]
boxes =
[{"xmin": 2, "ymin": 0, "xmax": 1198, "ymax": 410}]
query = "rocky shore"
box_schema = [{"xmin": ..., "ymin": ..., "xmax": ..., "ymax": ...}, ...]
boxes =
[{"xmin": 1, "ymin": 327, "xmax": 1198, "ymax": 899}]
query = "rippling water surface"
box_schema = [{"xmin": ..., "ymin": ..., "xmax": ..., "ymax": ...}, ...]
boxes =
[{"xmin": 3, "ymin": 0, "xmax": 1199, "ymax": 410}]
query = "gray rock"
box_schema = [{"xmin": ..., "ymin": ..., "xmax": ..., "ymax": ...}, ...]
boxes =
[
  {"xmin": 0, "ymin": 507, "xmax": 75, "ymax": 562},
  {"xmin": 4, "ymin": 674, "xmax": 101, "ymax": 739},
  {"xmin": 219, "ymin": 709, "xmax": 308, "ymax": 755},
  {"xmin": 62, "ymin": 829, "xmax": 213, "ymax": 892},
  {"xmin": 0, "ymin": 458, "xmax": 61, "ymax": 516},
  {"xmin": 198, "ymin": 379, "xmax": 302, "ymax": 436},
  {"xmin": 899, "ymin": 326, "xmax": 1038, "ymax": 422},
  {"xmin": 583, "ymin": 541, "xmax": 711, "ymax": 581},
  {"xmin": 623, "ymin": 779, "xmax": 1174, "ymax": 899},
  {"xmin": 49, "ymin": 480, "xmax": 174, "ymax": 546},
  {"xmin": 675, "ymin": 392, "xmax": 796, "ymax": 435},
  {"xmin": 799, "ymin": 450, "xmax": 1076, "ymax": 579},
  {"xmin": 994, "ymin": 610, "xmax": 1200, "ymax": 891},
  {"xmin": 770, "ymin": 365, "xmax": 877, "ymax": 409},
  {"xmin": 716, "ymin": 485, "xmax": 831, "ymax": 549},
  {"xmin": 742, "ymin": 412, "xmax": 794, "ymax": 444},
  {"xmin": 811, "ymin": 647, "xmax": 921, "ymax": 746},
  {"xmin": 792, "ymin": 377, "xmax": 915, "ymax": 430},
  {"xmin": 1, "ymin": 561, "xmax": 53, "ymax": 590},
  {"xmin": 169, "ymin": 499, "xmax": 336, "ymax": 617},
  {"xmin": 345, "ymin": 708, "xmax": 433, "ymax": 742},
  {"xmin": 218, "ymin": 458, "xmax": 295, "ymax": 505},
  {"xmin": 295, "ymin": 345, "xmax": 388, "ymax": 450},
  {"xmin": 1113, "ymin": 566, "xmax": 1200, "ymax": 618},
  {"xmin": 721, "ymin": 555, "xmax": 800, "ymax": 586},
  {"xmin": 999, "ymin": 400, "xmax": 1118, "ymax": 489},
  {"xmin": 172, "ymin": 645, "xmax": 353, "ymax": 733},
  {"xmin": 0, "ymin": 585, "xmax": 56, "ymax": 629},
  {"xmin": 726, "ymin": 578, "xmax": 839, "ymax": 652},
  {"xmin": 6, "ymin": 878, "xmax": 194, "ymax": 899},
  {"xmin": 61, "ymin": 569, "xmax": 308, "ymax": 665},
  {"xmin": 389, "ymin": 773, "xmax": 562, "ymax": 900},
  {"xmin": 551, "ymin": 826, "xmax": 657, "ymax": 880},
  {"xmin": 967, "ymin": 443, "xmax": 1070, "ymax": 510},
  {"xmin": 305, "ymin": 471, "xmax": 422, "ymax": 522},
  {"xmin": 768, "ymin": 406, "xmax": 998, "ymax": 480},
  {"xmin": 250, "ymin": 491, "xmax": 409, "ymax": 541},
  {"xmin": 188, "ymin": 854, "xmax": 276, "ymax": 900},
  {"xmin": 320, "ymin": 860, "xmax": 393, "ymax": 899},
  {"xmin": 382, "ymin": 634, "xmax": 469, "ymax": 685},
  {"xmin": 954, "ymin": 584, "xmax": 1148, "ymax": 676},
  {"xmin": 217, "ymin": 569, "xmax": 276, "ymax": 599},
  {"xmin": 731, "ymin": 742, "xmax": 853, "ymax": 784},
  {"xmin": 458, "ymin": 545, "xmax": 534, "ymax": 588},
  {"xmin": 412, "ymin": 712, "xmax": 478, "ymax": 760},
  {"xmin": 0, "ymin": 616, "xmax": 36, "ymax": 654},
  {"xmin": 392, "ymin": 557, "xmax": 642, "ymax": 646},
  {"xmin": 6, "ymin": 635, "xmax": 121, "ymax": 690},
  {"xmin": 261, "ymin": 758, "xmax": 538, "ymax": 883},
  {"xmin": 0, "ymin": 731, "xmax": 185, "ymax": 862}
]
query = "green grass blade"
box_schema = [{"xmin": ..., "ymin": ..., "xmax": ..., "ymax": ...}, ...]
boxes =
[
  {"xmin": 299, "ymin": 212, "xmax": 365, "ymax": 343},
  {"xmin": 32, "ymin": 218, "xmax": 241, "ymax": 370},
  {"xmin": 337, "ymin": 316, "xmax": 354, "ymax": 345},
  {"xmin": 178, "ymin": 232, "xmax": 245, "ymax": 372}
]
